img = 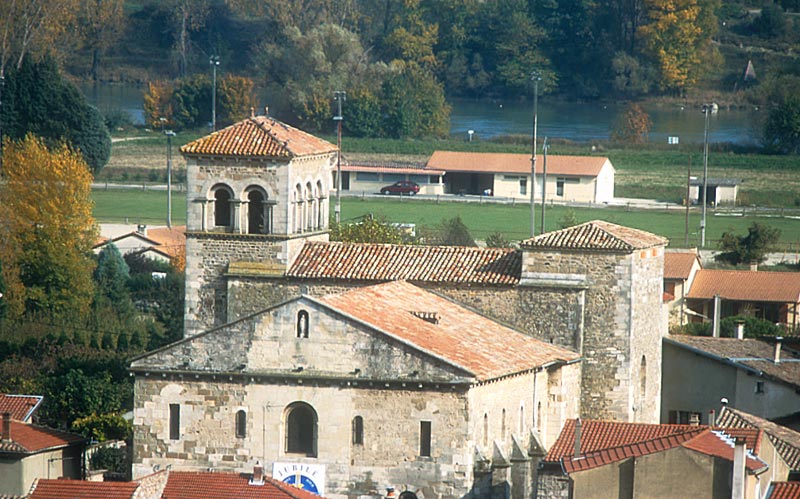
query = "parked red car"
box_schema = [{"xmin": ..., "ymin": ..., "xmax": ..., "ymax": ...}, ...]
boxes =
[{"xmin": 380, "ymin": 181, "xmax": 420, "ymax": 195}]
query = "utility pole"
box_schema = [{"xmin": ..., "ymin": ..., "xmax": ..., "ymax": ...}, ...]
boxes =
[
  {"xmin": 0, "ymin": 71, "xmax": 4, "ymax": 172},
  {"xmin": 530, "ymin": 71, "xmax": 541, "ymax": 238},
  {"xmin": 540, "ymin": 137, "xmax": 549, "ymax": 234},
  {"xmin": 685, "ymin": 156, "xmax": 691, "ymax": 247},
  {"xmin": 210, "ymin": 55, "xmax": 220, "ymax": 131},
  {"xmin": 165, "ymin": 130, "xmax": 176, "ymax": 228},
  {"xmin": 700, "ymin": 104, "xmax": 711, "ymax": 247},
  {"xmin": 333, "ymin": 91, "xmax": 346, "ymax": 223}
]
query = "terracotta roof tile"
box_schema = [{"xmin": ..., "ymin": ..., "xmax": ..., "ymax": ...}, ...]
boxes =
[
  {"xmin": 520, "ymin": 220, "xmax": 667, "ymax": 252},
  {"xmin": 426, "ymin": 151, "xmax": 611, "ymax": 176},
  {"xmin": 664, "ymin": 251, "xmax": 700, "ymax": 280},
  {"xmin": 162, "ymin": 471, "xmax": 329, "ymax": 499},
  {"xmin": 682, "ymin": 429, "xmax": 767, "ymax": 472},
  {"xmin": 180, "ymin": 116, "xmax": 337, "ymax": 159},
  {"xmin": 686, "ymin": 269, "xmax": 800, "ymax": 303},
  {"xmin": 665, "ymin": 336, "xmax": 800, "ymax": 389},
  {"xmin": 717, "ymin": 406, "xmax": 800, "ymax": 470},
  {"xmin": 342, "ymin": 164, "xmax": 445, "ymax": 175},
  {"xmin": 768, "ymin": 482, "xmax": 800, "ymax": 499},
  {"xmin": 546, "ymin": 419, "xmax": 701, "ymax": 463},
  {"xmin": 287, "ymin": 242, "xmax": 521, "ymax": 285},
  {"xmin": 28, "ymin": 479, "xmax": 138, "ymax": 499},
  {"xmin": 146, "ymin": 226, "xmax": 187, "ymax": 259},
  {"xmin": 0, "ymin": 420, "xmax": 84, "ymax": 454},
  {"xmin": 320, "ymin": 281, "xmax": 579, "ymax": 381},
  {"xmin": 0, "ymin": 394, "xmax": 43, "ymax": 422}
]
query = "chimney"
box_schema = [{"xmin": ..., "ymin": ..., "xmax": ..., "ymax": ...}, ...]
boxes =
[
  {"xmin": 249, "ymin": 461, "xmax": 264, "ymax": 486},
  {"xmin": 573, "ymin": 418, "xmax": 582, "ymax": 458},
  {"xmin": 708, "ymin": 409, "xmax": 716, "ymax": 427},
  {"xmin": 749, "ymin": 261, "xmax": 758, "ymax": 272},
  {"xmin": 735, "ymin": 321, "xmax": 745, "ymax": 340},
  {"xmin": 775, "ymin": 337, "xmax": 783, "ymax": 363},
  {"xmin": 732, "ymin": 437, "xmax": 746, "ymax": 499},
  {"xmin": 264, "ymin": 106, "xmax": 269, "ymax": 117},
  {"xmin": 137, "ymin": 224, "xmax": 147, "ymax": 237},
  {"xmin": 2, "ymin": 412, "xmax": 10, "ymax": 441},
  {"xmin": 689, "ymin": 413, "xmax": 700, "ymax": 426}
]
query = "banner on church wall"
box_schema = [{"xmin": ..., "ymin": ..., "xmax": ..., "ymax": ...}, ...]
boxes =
[{"xmin": 272, "ymin": 462, "xmax": 326, "ymax": 496}]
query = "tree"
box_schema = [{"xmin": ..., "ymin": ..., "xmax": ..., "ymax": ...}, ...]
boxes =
[
  {"xmin": 425, "ymin": 216, "xmax": 476, "ymax": 246},
  {"xmin": 329, "ymin": 215, "xmax": 410, "ymax": 244},
  {"xmin": 0, "ymin": 0, "xmax": 79, "ymax": 74},
  {"xmin": 763, "ymin": 96, "xmax": 800, "ymax": 154},
  {"xmin": 143, "ymin": 80, "xmax": 175, "ymax": 129},
  {"xmin": 76, "ymin": 0, "xmax": 125, "ymax": 80},
  {"xmin": 485, "ymin": 232, "xmax": 513, "ymax": 248},
  {"xmin": 163, "ymin": 0, "xmax": 210, "ymax": 77},
  {"xmin": 94, "ymin": 244, "xmax": 134, "ymax": 317},
  {"xmin": 752, "ymin": 4, "xmax": 786, "ymax": 39},
  {"xmin": 715, "ymin": 222, "xmax": 781, "ymax": 266},
  {"xmin": 217, "ymin": 75, "xmax": 255, "ymax": 127},
  {"xmin": 380, "ymin": 64, "xmax": 450, "ymax": 138},
  {"xmin": 2, "ymin": 56, "xmax": 111, "ymax": 173},
  {"xmin": 0, "ymin": 135, "xmax": 97, "ymax": 322},
  {"xmin": 611, "ymin": 103, "xmax": 652, "ymax": 143}
]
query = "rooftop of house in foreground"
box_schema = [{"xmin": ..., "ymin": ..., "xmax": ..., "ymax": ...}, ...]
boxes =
[
  {"xmin": 686, "ymin": 269, "xmax": 800, "ymax": 303},
  {"xmin": 180, "ymin": 115, "xmax": 337, "ymax": 159},
  {"xmin": 520, "ymin": 220, "xmax": 668, "ymax": 252}
]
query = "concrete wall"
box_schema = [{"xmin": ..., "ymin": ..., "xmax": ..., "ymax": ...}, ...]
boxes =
[
  {"xmin": 344, "ymin": 172, "xmax": 444, "ymax": 196},
  {"xmin": 0, "ymin": 448, "xmax": 82, "ymax": 497},
  {"xmin": 491, "ymin": 174, "xmax": 605, "ymax": 204}
]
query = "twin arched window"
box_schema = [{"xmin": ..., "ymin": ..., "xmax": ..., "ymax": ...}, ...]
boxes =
[{"xmin": 209, "ymin": 184, "xmax": 272, "ymax": 234}]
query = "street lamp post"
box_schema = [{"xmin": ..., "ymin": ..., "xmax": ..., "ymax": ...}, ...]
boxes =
[
  {"xmin": 210, "ymin": 56, "xmax": 219, "ymax": 131},
  {"xmin": 530, "ymin": 71, "xmax": 541, "ymax": 238},
  {"xmin": 540, "ymin": 137, "xmax": 549, "ymax": 234},
  {"xmin": 700, "ymin": 104, "xmax": 711, "ymax": 247},
  {"xmin": 333, "ymin": 91, "xmax": 346, "ymax": 223},
  {"xmin": 165, "ymin": 130, "xmax": 176, "ymax": 229},
  {"xmin": 0, "ymin": 72, "xmax": 5, "ymax": 172}
]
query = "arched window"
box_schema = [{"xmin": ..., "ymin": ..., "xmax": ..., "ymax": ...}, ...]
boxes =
[
  {"xmin": 316, "ymin": 180, "xmax": 324, "ymax": 229},
  {"xmin": 536, "ymin": 402, "xmax": 542, "ymax": 434},
  {"xmin": 640, "ymin": 355, "xmax": 647, "ymax": 399},
  {"xmin": 399, "ymin": 492, "xmax": 417, "ymax": 499},
  {"xmin": 306, "ymin": 182, "xmax": 314, "ymax": 231},
  {"xmin": 483, "ymin": 413, "xmax": 488, "ymax": 447},
  {"xmin": 294, "ymin": 184, "xmax": 303, "ymax": 233},
  {"xmin": 285, "ymin": 403, "xmax": 317, "ymax": 456},
  {"xmin": 247, "ymin": 189, "xmax": 267, "ymax": 234},
  {"xmin": 352, "ymin": 416, "xmax": 364, "ymax": 445},
  {"xmin": 213, "ymin": 186, "xmax": 232, "ymax": 227},
  {"xmin": 501, "ymin": 409, "xmax": 506, "ymax": 440},
  {"xmin": 236, "ymin": 410, "xmax": 247, "ymax": 438},
  {"xmin": 297, "ymin": 310, "xmax": 309, "ymax": 338},
  {"xmin": 519, "ymin": 405, "xmax": 525, "ymax": 434}
]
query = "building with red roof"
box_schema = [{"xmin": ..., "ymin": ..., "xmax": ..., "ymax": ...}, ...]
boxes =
[
  {"xmin": 0, "ymin": 413, "xmax": 85, "ymax": 497},
  {"xmin": 0, "ymin": 394, "xmax": 43, "ymax": 423},
  {"xmin": 131, "ymin": 281, "xmax": 581, "ymax": 499},
  {"xmin": 662, "ymin": 250, "xmax": 702, "ymax": 325},
  {"xmin": 538, "ymin": 419, "xmax": 777, "ymax": 499}
]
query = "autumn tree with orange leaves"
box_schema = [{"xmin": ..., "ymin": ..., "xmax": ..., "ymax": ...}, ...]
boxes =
[
  {"xmin": 0, "ymin": 135, "xmax": 97, "ymax": 322},
  {"xmin": 611, "ymin": 103, "xmax": 653, "ymax": 144}
]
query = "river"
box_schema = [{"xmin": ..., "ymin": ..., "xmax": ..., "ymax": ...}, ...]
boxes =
[{"xmin": 80, "ymin": 82, "xmax": 761, "ymax": 145}]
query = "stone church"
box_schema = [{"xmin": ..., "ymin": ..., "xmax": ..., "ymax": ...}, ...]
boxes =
[{"xmin": 131, "ymin": 113, "xmax": 668, "ymax": 498}]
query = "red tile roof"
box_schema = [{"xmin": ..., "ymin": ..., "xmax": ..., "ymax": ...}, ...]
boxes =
[
  {"xmin": 426, "ymin": 151, "xmax": 611, "ymax": 176},
  {"xmin": 28, "ymin": 479, "xmax": 138, "ymax": 499},
  {"xmin": 342, "ymin": 164, "xmax": 445, "ymax": 175},
  {"xmin": 687, "ymin": 269, "xmax": 800, "ymax": 303},
  {"xmin": 521, "ymin": 220, "xmax": 667, "ymax": 252},
  {"xmin": 548, "ymin": 419, "xmax": 767, "ymax": 474},
  {"xmin": 664, "ymin": 251, "xmax": 700, "ymax": 280},
  {"xmin": 180, "ymin": 116, "xmax": 337, "ymax": 159},
  {"xmin": 320, "ymin": 281, "xmax": 579, "ymax": 381},
  {"xmin": 0, "ymin": 394, "xmax": 43, "ymax": 422},
  {"xmin": 665, "ymin": 336, "xmax": 800, "ymax": 389},
  {"xmin": 768, "ymin": 482, "xmax": 800, "ymax": 499},
  {"xmin": 717, "ymin": 406, "xmax": 800, "ymax": 470},
  {"xmin": 287, "ymin": 242, "xmax": 521, "ymax": 285},
  {"xmin": 682, "ymin": 429, "xmax": 766, "ymax": 472},
  {"xmin": 146, "ymin": 226, "xmax": 187, "ymax": 260},
  {"xmin": 162, "ymin": 471, "xmax": 328, "ymax": 499},
  {"xmin": 0, "ymin": 420, "xmax": 84, "ymax": 454}
]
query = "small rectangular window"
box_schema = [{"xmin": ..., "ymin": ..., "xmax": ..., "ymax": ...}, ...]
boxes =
[
  {"xmin": 756, "ymin": 381, "xmax": 765, "ymax": 394},
  {"xmin": 556, "ymin": 178, "xmax": 565, "ymax": 197},
  {"xmin": 169, "ymin": 404, "xmax": 180, "ymax": 440},
  {"xmin": 420, "ymin": 421, "xmax": 431, "ymax": 457},
  {"xmin": 519, "ymin": 178, "xmax": 527, "ymax": 195}
]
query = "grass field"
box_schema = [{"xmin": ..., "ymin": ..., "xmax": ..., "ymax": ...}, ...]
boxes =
[{"xmin": 92, "ymin": 189, "xmax": 800, "ymax": 252}]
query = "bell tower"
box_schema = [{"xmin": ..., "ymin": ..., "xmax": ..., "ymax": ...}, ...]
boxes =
[{"xmin": 180, "ymin": 113, "xmax": 338, "ymax": 337}]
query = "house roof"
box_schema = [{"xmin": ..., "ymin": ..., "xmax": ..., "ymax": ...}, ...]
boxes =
[
  {"xmin": 180, "ymin": 116, "xmax": 337, "ymax": 159},
  {"xmin": 161, "ymin": 471, "xmax": 329, "ymax": 499},
  {"xmin": 767, "ymin": 482, "xmax": 800, "ymax": 499},
  {"xmin": 287, "ymin": 242, "xmax": 521, "ymax": 285},
  {"xmin": 664, "ymin": 251, "xmax": 700, "ymax": 280},
  {"xmin": 426, "ymin": 151, "xmax": 611, "ymax": 176},
  {"xmin": 0, "ymin": 394, "xmax": 43, "ymax": 422},
  {"xmin": 0, "ymin": 420, "xmax": 84, "ymax": 454},
  {"xmin": 28, "ymin": 479, "xmax": 139, "ymax": 499},
  {"xmin": 686, "ymin": 269, "xmax": 800, "ymax": 303},
  {"xmin": 547, "ymin": 419, "xmax": 766, "ymax": 474},
  {"xmin": 320, "ymin": 281, "xmax": 579, "ymax": 381},
  {"xmin": 342, "ymin": 164, "xmax": 445, "ymax": 176},
  {"xmin": 520, "ymin": 220, "xmax": 667, "ymax": 252},
  {"xmin": 93, "ymin": 226, "xmax": 186, "ymax": 261},
  {"xmin": 717, "ymin": 406, "xmax": 800, "ymax": 470},
  {"xmin": 665, "ymin": 336, "xmax": 800, "ymax": 390}
]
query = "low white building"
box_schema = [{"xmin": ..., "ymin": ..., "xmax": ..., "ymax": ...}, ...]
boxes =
[{"xmin": 426, "ymin": 151, "xmax": 615, "ymax": 203}]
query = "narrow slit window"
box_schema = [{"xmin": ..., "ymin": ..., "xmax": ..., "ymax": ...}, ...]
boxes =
[
  {"xmin": 420, "ymin": 421, "xmax": 431, "ymax": 457},
  {"xmin": 236, "ymin": 409, "xmax": 247, "ymax": 438},
  {"xmin": 169, "ymin": 404, "xmax": 180, "ymax": 440},
  {"xmin": 352, "ymin": 416, "xmax": 364, "ymax": 445}
]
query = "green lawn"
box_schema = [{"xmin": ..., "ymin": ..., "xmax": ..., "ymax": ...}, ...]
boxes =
[{"xmin": 92, "ymin": 188, "xmax": 800, "ymax": 251}]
